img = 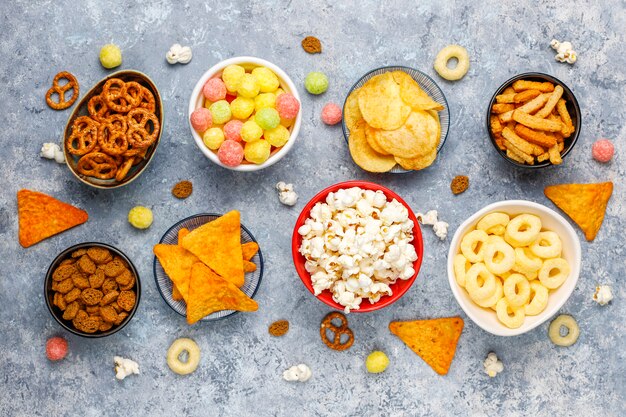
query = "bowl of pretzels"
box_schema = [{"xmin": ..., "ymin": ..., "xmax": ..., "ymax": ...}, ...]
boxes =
[{"xmin": 63, "ymin": 70, "xmax": 163, "ymax": 189}]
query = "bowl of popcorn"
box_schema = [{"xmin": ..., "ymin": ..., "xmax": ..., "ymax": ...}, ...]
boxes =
[
  {"xmin": 292, "ymin": 181, "xmax": 424, "ymax": 313},
  {"xmin": 188, "ymin": 57, "xmax": 302, "ymax": 171},
  {"xmin": 447, "ymin": 200, "xmax": 581, "ymax": 336}
]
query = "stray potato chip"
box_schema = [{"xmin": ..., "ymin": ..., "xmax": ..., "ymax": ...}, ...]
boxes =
[
  {"xmin": 344, "ymin": 88, "xmax": 363, "ymax": 132},
  {"xmin": 357, "ymin": 72, "xmax": 411, "ymax": 130},
  {"xmin": 17, "ymin": 189, "xmax": 88, "ymax": 248},
  {"xmin": 348, "ymin": 121, "xmax": 396, "ymax": 173},
  {"xmin": 544, "ymin": 182, "xmax": 613, "ymax": 241},
  {"xmin": 512, "ymin": 80, "xmax": 555, "ymax": 93},
  {"xmin": 186, "ymin": 263, "xmax": 258, "ymax": 325},
  {"xmin": 153, "ymin": 244, "xmax": 199, "ymax": 302},
  {"xmin": 513, "ymin": 110, "xmax": 562, "ymax": 132},
  {"xmin": 242, "ymin": 241, "xmax": 259, "ymax": 261},
  {"xmin": 391, "ymin": 70, "xmax": 444, "ymax": 111},
  {"xmin": 369, "ymin": 110, "xmax": 438, "ymax": 158},
  {"xmin": 389, "ymin": 317, "xmax": 464, "ymax": 375}
]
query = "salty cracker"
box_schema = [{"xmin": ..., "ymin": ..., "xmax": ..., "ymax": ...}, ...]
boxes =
[
  {"xmin": 391, "ymin": 70, "xmax": 444, "ymax": 111},
  {"xmin": 357, "ymin": 72, "xmax": 411, "ymax": 130},
  {"xmin": 344, "ymin": 88, "xmax": 363, "ymax": 132},
  {"xmin": 153, "ymin": 243, "xmax": 199, "ymax": 302},
  {"xmin": 186, "ymin": 263, "xmax": 258, "ymax": 325},
  {"xmin": 348, "ymin": 121, "xmax": 396, "ymax": 173},
  {"xmin": 389, "ymin": 317, "xmax": 464, "ymax": 375},
  {"xmin": 544, "ymin": 182, "xmax": 613, "ymax": 241},
  {"xmin": 371, "ymin": 110, "xmax": 439, "ymax": 159},
  {"xmin": 17, "ymin": 189, "xmax": 88, "ymax": 248}
]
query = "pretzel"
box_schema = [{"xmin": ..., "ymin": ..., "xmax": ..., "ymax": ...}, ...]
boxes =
[
  {"xmin": 320, "ymin": 312, "xmax": 354, "ymax": 351},
  {"xmin": 76, "ymin": 152, "xmax": 118, "ymax": 179},
  {"xmin": 138, "ymin": 86, "xmax": 156, "ymax": 112},
  {"xmin": 87, "ymin": 94, "xmax": 109, "ymax": 122},
  {"xmin": 127, "ymin": 108, "xmax": 160, "ymax": 148},
  {"xmin": 46, "ymin": 71, "xmax": 79, "ymax": 110},
  {"xmin": 115, "ymin": 157, "xmax": 134, "ymax": 182},
  {"xmin": 102, "ymin": 78, "xmax": 134, "ymax": 113},
  {"xmin": 98, "ymin": 123, "xmax": 128, "ymax": 155},
  {"xmin": 66, "ymin": 116, "xmax": 99, "ymax": 155}
]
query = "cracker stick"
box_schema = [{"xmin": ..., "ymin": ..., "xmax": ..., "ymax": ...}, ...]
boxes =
[
  {"xmin": 503, "ymin": 86, "xmax": 515, "ymax": 95},
  {"xmin": 499, "ymin": 110, "xmax": 514, "ymax": 123},
  {"xmin": 535, "ymin": 85, "xmax": 564, "ymax": 118},
  {"xmin": 537, "ymin": 152, "xmax": 550, "ymax": 162},
  {"xmin": 506, "ymin": 149, "xmax": 527, "ymax": 164},
  {"xmin": 548, "ymin": 144, "xmax": 562, "ymax": 165},
  {"xmin": 502, "ymin": 126, "xmax": 536, "ymax": 155},
  {"xmin": 514, "ymin": 124, "xmax": 557, "ymax": 148},
  {"xmin": 490, "ymin": 115, "xmax": 503, "ymax": 135},
  {"xmin": 504, "ymin": 141, "xmax": 535, "ymax": 164},
  {"xmin": 514, "ymin": 89, "xmax": 541, "ymax": 103},
  {"xmin": 513, "ymin": 110, "xmax": 562, "ymax": 132},
  {"xmin": 556, "ymin": 98, "xmax": 574, "ymax": 137},
  {"xmin": 492, "ymin": 103, "xmax": 515, "ymax": 114},
  {"xmin": 512, "ymin": 80, "xmax": 555, "ymax": 93},
  {"xmin": 495, "ymin": 137, "xmax": 506, "ymax": 151},
  {"xmin": 558, "ymin": 141, "xmax": 564, "ymax": 152},
  {"xmin": 496, "ymin": 93, "xmax": 516, "ymax": 104}
]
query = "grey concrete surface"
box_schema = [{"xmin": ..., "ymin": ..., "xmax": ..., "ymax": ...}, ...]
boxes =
[{"xmin": 0, "ymin": 1, "xmax": 624, "ymax": 416}]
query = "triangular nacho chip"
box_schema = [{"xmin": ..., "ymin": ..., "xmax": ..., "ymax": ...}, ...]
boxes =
[
  {"xmin": 182, "ymin": 210, "xmax": 244, "ymax": 287},
  {"xmin": 170, "ymin": 228, "xmax": 191, "ymax": 301},
  {"xmin": 544, "ymin": 182, "xmax": 613, "ymax": 241},
  {"xmin": 186, "ymin": 263, "xmax": 258, "ymax": 324},
  {"xmin": 242, "ymin": 241, "xmax": 259, "ymax": 261},
  {"xmin": 153, "ymin": 243, "xmax": 199, "ymax": 302},
  {"xmin": 17, "ymin": 189, "xmax": 88, "ymax": 248},
  {"xmin": 389, "ymin": 317, "xmax": 464, "ymax": 375},
  {"xmin": 177, "ymin": 227, "xmax": 190, "ymax": 243},
  {"xmin": 243, "ymin": 260, "xmax": 257, "ymax": 273}
]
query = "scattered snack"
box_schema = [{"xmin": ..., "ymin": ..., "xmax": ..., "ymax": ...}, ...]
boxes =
[
  {"xmin": 46, "ymin": 71, "xmax": 79, "ymax": 110},
  {"xmin": 167, "ymin": 338, "xmax": 200, "ymax": 375},
  {"xmin": 490, "ymin": 78, "xmax": 575, "ymax": 165},
  {"xmin": 544, "ymin": 182, "xmax": 613, "ymax": 241},
  {"xmin": 128, "ymin": 206, "xmax": 153, "ymax": 229},
  {"xmin": 40, "ymin": 143, "xmax": 65, "ymax": 163},
  {"xmin": 321, "ymin": 103, "xmax": 342, "ymax": 125},
  {"xmin": 320, "ymin": 312, "xmax": 354, "ymax": 351},
  {"xmin": 593, "ymin": 285, "xmax": 613, "ymax": 306},
  {"xmin": 99, "ymin": 44, "xmax": 122, "ymax": 69},
  {"xmin": 114, "ymin": 356, "xmax": 139, "ymax": 380},
  {"xmin": 301, "ymin": 36, "xmax": 322, "ymax": 54},
  {"xmin": 17, "ymin": 189, "xmax": 88, "ymax": 248},
  {"xmin": 268, "ymin": 320, "xmax": 289, "ymax": 337},
  {"xmin": 166, "ymin": 43, "xmax": 192, "ymax": 65},
  {"xmin": 172, "ymin": 180, "xmax": 193, "ymax": 199},
  {"xmin": 434, "ymin": 45, "xmax": 470, "ymax": 81},
  {"xmin": 365, "ymin": 351, "xmax": 389, "ymax": 374},
  {"xmin": 304, "ymin": 71, "xmax": 328, "ymax": 95},
  {"xmin": 483, "ymin": 352, "xmax": 504, "ymax": 377},
  {"xmin": 346, "ymin": 71, "xmax": 444, "ymax": 172},
  {"xmin": 298, "ymin": 187, "xmax": 417, "ymax": 312},
  {"xmin": 416, "ymin": 210, "xmax": 448, "ymax": 240},
  {"xmin": 550, "ymin": 39, "xmax": 577, "ymax": 64},
  {"xmin": 389, "ymin": 317, "xmax": 464, "ymax": 375},
  {"xmin": 46, "ymin": 336, "xmax": 68, "ymax": 361},
  {"xmin": 548, "ymin": 314, "xmax": 579, "ymax": 347},
  {"xmin": 49, "ymin": 246, "xmax": 137, "ymax": 334},
  {"xmin": 592, "ymin": 139, "xmax": 614, "ymax": 163},
  {"xmin": 276, "ymin": 181, "xmax": 298, "ymax": 206},
  {"xmin": 283, "ymin": 364, "xmax": 312, "ymax": 382},
  {"xmin": 450, "ymin": 175, "xmax": 469, "ymax": 195}
]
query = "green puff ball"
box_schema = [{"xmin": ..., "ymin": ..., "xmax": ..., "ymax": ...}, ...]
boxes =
[
  {"xmin": 254, "ymin": 108, "xmax": 280, "ymax": 130},
  {"xmin": 304, "ymin": 72, "xmax": 328, "ymax": 95},
  {"xmin": 209, "ymin": 100, "xmax": 232, "ymax": 125}
]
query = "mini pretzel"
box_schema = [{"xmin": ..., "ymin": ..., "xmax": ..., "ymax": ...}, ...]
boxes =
[
  {"xmin": 98, "ymin": 123, "xmax": 128, "ymax": 155},
  {"xmin": 87, "ymin": 94, "xmax": 109, "ymax": 122},
  {"xmin": 66, "ymin": 116, "xmax": 99, "ymax": 155},
  {"xmin": 115, "ymin": 157, "xmax": 134, "ymax": 182},
  {"xmin": 76, "ymin": 152, "xmax": 118, "ymax": 179},
  {"xmin": 46, "ymin": 71, "xmax": 79, "ymax": 110},
  {"xmin": 320, "ymin": 312, "xmax": 354, "ymax": 351},
  {"xmin": 138, "ymin": 86, "xmax": 156, "ymax": 112}
]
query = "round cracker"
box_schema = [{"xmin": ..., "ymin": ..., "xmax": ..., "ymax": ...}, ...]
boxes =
[
  {"xmin": 357, "ymin": 73, "xmax": 411, "ymax": 130},
  {"xmin": 371, "ymin": 110, "xmax": 439, "ymax": 158},
  {"xmin": 394, "ymin": 147, "xmax": 437, "ymax": 170},
  {"xmin": 348, "ymin": 121, "xmax": 396, "ymax": 173}
]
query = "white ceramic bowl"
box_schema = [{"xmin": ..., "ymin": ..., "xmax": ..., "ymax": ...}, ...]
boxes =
[
  {"xmin": 188, "ymin": 56, "xmax": 302, "ymax": 171},
  {"xmin": 447, "ymin": 200, "xmax": 581, "ymax": 337}
]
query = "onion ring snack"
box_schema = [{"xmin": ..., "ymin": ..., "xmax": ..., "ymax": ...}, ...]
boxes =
[{"xmin": 548, "ymin": 314, "xmax": 579, "ymax": 347}]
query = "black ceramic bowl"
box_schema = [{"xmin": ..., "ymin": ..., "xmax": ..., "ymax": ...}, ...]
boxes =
[
  {"xmin": 486, "ymin": 72, "xmax": 581, "ymax": 169},
  {"xmin": 44, "ymin": 242, "xmax": 141, "ymax": 338}
]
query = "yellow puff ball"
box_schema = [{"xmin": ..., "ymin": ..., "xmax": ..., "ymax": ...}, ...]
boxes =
[
  {"xmin": 264, "ymin": 125, "xmax": 290, "ymax": 147},
  {"xmin": 254, "ymin": 93, "xmax": 276, "ymax": 112},
  {"xmin": 244, "ymin": 139, "xmax": 271, "ymax": 164},
  {"xmin": 237, "ymin": 73, "xmax": 260, "ymax": 98},
  {"xmin": 128, "ymin": 206, "xmax": 153, "ymax": 229},
  {"xmin": 365, "ymin": 351, "xmax": 389, "ymax": 373},
  {"xmin": 230, "ymin": 97, "xmax": 255, "ymax": 120},
  {"xmin": 203, "ymin": 128, "xmax": 225, "ymax": 150},
  {"xmin": 221, "ymin": 65, "xmax": 246, "ymax": 93},
  {"xmin": 240, "ymin": 120, "xmax": 263, "ymax": 142},
  {"xmin": 251, "ymin": 66, "xmax": 280, "ymax": 93}
]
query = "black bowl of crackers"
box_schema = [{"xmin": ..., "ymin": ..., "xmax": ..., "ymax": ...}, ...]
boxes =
[
  {"xmin": 44, "ymin": 242, "xmax": 141, "ymax": 338},
  {"xmin": 487, "ymin": 72, "xmax": 580, "ymax": 168},
  {"xmin": 63, "ymin": 70, "xmax": 163, "ymax": 189}
]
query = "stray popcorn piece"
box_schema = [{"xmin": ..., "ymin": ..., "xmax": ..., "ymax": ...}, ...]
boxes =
[
  {"xmin": 593, "ymin": 285, "xmax": 613, "ymax": 306},
  {"xmin": 550, "ymin": 39, "xmax": 577, "ymax": 64},
  {"xmin": 114, "ymin": 356, "xmax": 139, "ymax": 380},
  {"xmin": 416, "ymin": 210, "xmax": 449, "ymax": 240},
  {"xmin": 483, "ymin": 352, "xmax": 504, "ymax": 377},
  {"xmin": 283, "ymin": 364, "xmax": 312, "ymax": 382},
  {"xmin": 166, "ymin": 43, "xmax": 192, "ymax": 65},
  {"xmin": 276, "ymin": 182, "xmax": 298, "ymax": 206},
  {"xmin": 40, "ymin": 143, "xmax": 65, "ymax": 164}
]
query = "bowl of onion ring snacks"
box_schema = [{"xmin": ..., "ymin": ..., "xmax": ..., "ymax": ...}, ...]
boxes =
[
  {"xmin": 447, "ymin": 200, "xmax": 581, "ymax": 336},
  {"xmin": 63, "ymin": 70, "xmax": 163, "ymax": 189}
]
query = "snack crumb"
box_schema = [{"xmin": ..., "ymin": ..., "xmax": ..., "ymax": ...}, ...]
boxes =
[
  {"xmin": 172, "ymin": 180, "xmax": 193, "ymax": 199},
  {"xmin": 301, "ymin": 36, "xmax": 322, "ymax": 54},
  {"xmin": 269, "ymin": 320, "xmax": 289, "ymax": 337},
  {"xmin": 451, "ymin": 175, "xmax": 469, "ymax": 195}
]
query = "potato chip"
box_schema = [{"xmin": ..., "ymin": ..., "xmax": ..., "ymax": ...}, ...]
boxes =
[
  {"xmin": 427, "ymin": 110, "xmax": 441, "ymax": 147},
  {"xmin": 153, "ymin": 244, "xmax": 198, "ymax": 302},
  {"xmin": 17, "ymin": 189, "xmax": 88, "ymax": 248},
  {"xmin": 391, "ymin": 70, "xmax": 444, "ymax": 111},
  {"xmin": 344, "ymin": 88, "xmax": 363, "ymax": 132},
  {"xmin": 364, "ymin": 124, "xmax": 390, "ymax": 155},
  {"xmin": 370, "ymin": 110, "xmax": 438, "ymax": 158},
  {"xmin": 358, "ymin": 73, "xmax": 411, "ymax": 130},
  {"xmin": 242, "ymin": 241, "xmax": 259, "ymax": 261},
  {"xmin": 389, "ymin": 317, "xmax": 464, "ymax": 375},
  {"xmin": 544, "ymin": 182, "xmax": 613, "ymax": 241},
  {"xmin": 394, "ymin": 147, "xmax": 437, "ymax": 170},
  {"xmin": 186, "ymin": 263, "xmax": 258, "ymax": 325},
  {"xmin": 348, "ymin": 121, "xmax": 396, "ymax": 173},
  {"xmin": 182, "ymin": 210, "xmax": 244, "ymax": 287}
]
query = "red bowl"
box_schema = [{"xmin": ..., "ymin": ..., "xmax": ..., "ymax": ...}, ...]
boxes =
[{"xmin": 291, "ymin": 180, "xmax": 424, "ymax": 313}]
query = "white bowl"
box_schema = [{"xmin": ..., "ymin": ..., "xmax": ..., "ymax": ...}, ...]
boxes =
[
  {"xmin": 447, "ymin": 200, "xmax": 581, "ymax": 337},
  {"xmin": 188, "ymin": 56, "xmax": 302, "ymax": 171}
]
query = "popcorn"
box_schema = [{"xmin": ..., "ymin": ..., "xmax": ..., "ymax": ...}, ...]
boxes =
[
  {"xmin": 483, "ymin": 352, "xmax": 504, "ymax": 377},
  {"xmin": 593, "ymin": 285, "xmax": 613, "ymax": 306},
  {"xmin": 417, "ymin": 210, "xmax": 449, "ymax": 240},
  {"xmin": 550, "ymin": 39, "xmax": 577, "ymax": 64},
  {"xmin": 276, "ymin": 182, "xmax": 298, "ymax": 206},
  {"xmin": 40, "ymin": 143, "xmax": 65, "ymax": 164},
  {"xmin": 114, "ymin": 356, "xmax": 140, "ymax": 380},
  {"xmin": 166, "ymin": 44, "xmax": 192, "ymax": 65},
  {"xmin": 298, "ymin": 187, "xmax": 417, "ymax": 312}
]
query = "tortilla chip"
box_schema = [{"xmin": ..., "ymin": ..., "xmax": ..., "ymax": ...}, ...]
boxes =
[
  {"xmin": 242, "ymin": 241, "xmax": 259, "ymax": 261},
  {"xmin": 17, "ymin": 189, "xmax": 88, "ymax": 248},
  {"xmin": 186, "ymin": 263, "xmax": 258, "ymax": 324},
  {"xmin": 177, "ymin": 228, "xmax": 190, "ymax": 243},
  {"xmin": 389, "ymin": 317, "xmax": 464, "ymax": 375},
  {"xmin": 153, "ymin": 244, "xmax": 199, "ymax": 302},
  {"xmin": 544, "ymin": 182, "xmax": 613, "ymax": 241},
  {"xmin": 243, "ymin": 260, "xmax": 257, "ymax": 273},
  {"xmin": 170, "ymin": 228, "xmax": 192, "ymax": 301},
  {"xmin": 182, "ymin": 210, "xmax": 244, "ymax": 287}
]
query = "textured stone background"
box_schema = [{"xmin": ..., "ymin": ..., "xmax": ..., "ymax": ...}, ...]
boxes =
[{"xmin": 0, "ymin": 0, "xmax": 624, "ymax": 416}]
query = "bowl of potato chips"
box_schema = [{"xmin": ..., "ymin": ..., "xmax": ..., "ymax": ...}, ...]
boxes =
[
  {"xmin": 342, "ymin": 66, "xmax": 449, "ymax": 173},
  {"xmin": 487, "ymin": 72, "xmax": 581, "ymax": 168}
]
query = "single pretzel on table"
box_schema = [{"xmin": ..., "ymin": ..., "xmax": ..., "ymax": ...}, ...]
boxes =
[
  {"xmin": 46, "ymin": 71, "xmax": 79, "ymax": 110},
  {"xmin": 320, "ymin": 312, "xmax": 355, "ymax": 351}
]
